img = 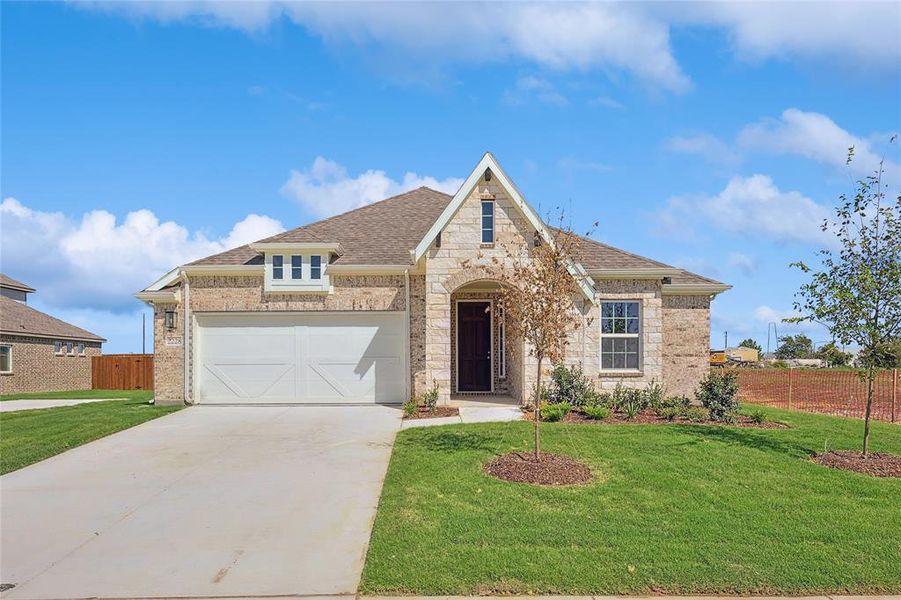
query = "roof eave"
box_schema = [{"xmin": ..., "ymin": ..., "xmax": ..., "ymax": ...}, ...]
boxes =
[{"xmin": 662, "ymin": 283, "xmax": 732, "ymax": 296}]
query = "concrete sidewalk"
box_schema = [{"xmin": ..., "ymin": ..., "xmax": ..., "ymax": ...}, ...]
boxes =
[
  {"xmin": 401, "ymin": 405, "xmax": 522, "ymax": 429},
  {"xmin": 0, "ymin": 398, "xmax": 127, "ymax": 412}
]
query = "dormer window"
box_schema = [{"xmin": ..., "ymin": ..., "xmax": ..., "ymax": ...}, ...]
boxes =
[
  {"xmin": 311, "ymin": 255, "xmax": 322, "ymax": 280},
  {"xmin": 291, "ymin": 255, "xmax": 302, "ymax": 279},
  {"xmin": 272, "ymin": 255, "xmax": 284, "ymax": 280},
  {"xmin": 481, "ymin": 200, "xmax": 495, "ymax": 244}
]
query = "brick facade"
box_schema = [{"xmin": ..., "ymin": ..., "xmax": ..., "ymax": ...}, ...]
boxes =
[
  {"xmin": 662, "ymin": 294, "xmax": 712, "ymax": 398},
  {"xmin": 0, "ymin": 335, "xmax": 101, "ymax": 394}
]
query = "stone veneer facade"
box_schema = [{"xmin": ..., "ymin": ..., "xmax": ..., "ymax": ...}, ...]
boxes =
[{"xmin": 0, "ymin": 335, "xmax": 101, "ymax": 394}]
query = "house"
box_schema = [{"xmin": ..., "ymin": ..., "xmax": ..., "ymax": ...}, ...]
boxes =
[
  {"xmin": 0, "ymin": 274, "xmax": 105, "ymax": 394},
  {"xmin": 710, "ymin": 346, "xmax": 759, "ymax": 366},
  {"xmin": 137, "ymin": 153, "xmax": 729, "ymax": 406}
]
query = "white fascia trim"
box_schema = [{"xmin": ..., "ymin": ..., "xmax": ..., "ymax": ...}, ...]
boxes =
[
  {"xmin": 144, "ymin": 267, "xmax": 181, "ymax": 292},
  {"xmin": 0, "ymin": 330, "xmax": 106, "ymax": 343},
  {"xmin": 250, "ymin": 242, "xmax": 343, "ymax": 254},
  {"xmin": 413, "ymin": 152, "xmax": 596, "ymax": 301},
  {"xmin": 134, "ymin": 290, "xmax": 179, "ymax": 305},
  {"xmin": 180, "ymin": 264, "xmax": 264, "ymax": 276},
  {"xmin": 662, "ymin": 284, "xmax": 732, "ymax": 296},
  {"xmin": 590, "ymin": 268, "xmax": 683, "ymax": 279},
  {"xmin": 326, "ymin": 264, "xmax": 411, "ymax": 275}
]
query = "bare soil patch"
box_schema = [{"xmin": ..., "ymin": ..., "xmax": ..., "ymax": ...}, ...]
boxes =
[
  {"xmin": 812, "ymin": 450, "xmax": 901, "ymax": 477},
  {"xmin": 484, "ymin": 451, "xmax": 592, "ymax": 486},
  {"xmin": 404, "ymin": 406, "xmax": 460, "ymax": 420}
]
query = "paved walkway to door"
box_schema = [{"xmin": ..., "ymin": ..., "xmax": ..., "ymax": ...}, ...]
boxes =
[{"xmin": 0, "ymin": 405, "xmax": 400, "ymax": 599}]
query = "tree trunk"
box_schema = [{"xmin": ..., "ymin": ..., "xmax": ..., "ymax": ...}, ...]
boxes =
[
  {"xmin": 863, "ymin": 367, "xmax": 875, "ymax": 456},
  {"xmin": 534, "ymin": 355, "xmax": 543, "ymax": 461}
]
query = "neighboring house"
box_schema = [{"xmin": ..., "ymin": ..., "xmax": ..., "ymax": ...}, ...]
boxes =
[
  {"xmin": 710, "ymin": 346, "xmax": 760, "ymax": 366},
  {"xmin": 137, "ymin": 153, "xmax": 729, "ymax": 406},
  {"xmin": 0, "ymin": 274, "xmax": 105, "ymax": 394}
]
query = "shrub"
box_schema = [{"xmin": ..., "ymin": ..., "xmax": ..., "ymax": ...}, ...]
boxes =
[
  {"xmin": 540, "ymin": 401, "xmax": 571, "ymax": 422},
  {"xmin": 620, "ymin": 388, "xmax": 647, "ymax": 419},
  {"xmin": 582, "ymin": 404, "xmax": 611, "ymax": 420},
  {"xmin": 548, "ymin": 363, "xmax": 595, "ymax": 406},
  {"xmin": 402, "ymin": 399, "xmax": 417, "ymax": 417},
  {"xmin": 643, "ymin": 378, "xmax": 666, "ymax": 409},
  {"xmin": 421, "ymin": 380, "xmax": 439, "ymax": 412},
  {"xmin": 684, "ymin": 406, "xmax": 708, "ymax": 423},
  {"xmin": 696, "ymin": 370, "xmax": 741, "ymax": 423},
  {"xmin": 749, "ymin": 409, "xmax": 766, "ymax": 424},
  {"xmin": 654, "ymin": 395, "xmax": 691, "ymax": 417},
  {"xmin": 610, "ymin": 383, "xmax": 629, "ymax": 411}
]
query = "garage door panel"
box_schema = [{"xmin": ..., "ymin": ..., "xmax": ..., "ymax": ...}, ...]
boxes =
[{"xmin": 196, "ymin": 313, "xmax": 404, "ymax": 404}]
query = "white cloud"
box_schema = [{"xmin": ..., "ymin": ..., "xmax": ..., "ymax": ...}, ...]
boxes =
[
  {"xmin": 738, "ymin": 109, "xmax": 899, "ymax": 176},
  {"xmin": 589, "ymin": 95, "xmax": 624, "ymax": 109},
  {"xmin": 73, "ymin": 2, "xmax": 690, "ymax": 92},
  {"xmin": 0, "ymin": 197, "xmax": 284, "ymax": 312},
  {"xmin": 657, "ymin": 174, "xmax": 832, "ymax": 245},
  {"xmin": 677, "ymin": 2, "xmax": 900, "ymax": 68},
  {"xmin": 280, "ymin": 157, "xmax": 462, "ymax": 218},
  {"xmin": 728, "ymin": 252, "xmax": 757, "ymax": 276},
  {"xmin": 666, "ymin": 132, "xmax": 741, "ymax": 166},
  {"xmin": 503, "ymin": 76, "xmax": 569, "ymax": 107}
]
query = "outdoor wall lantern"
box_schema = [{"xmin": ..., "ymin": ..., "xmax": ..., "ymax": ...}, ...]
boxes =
[{"xmin": 164, "ymin": 309, "xmax": 178, "ymax": 330}]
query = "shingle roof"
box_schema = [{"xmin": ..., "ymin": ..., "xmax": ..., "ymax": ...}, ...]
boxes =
[
  {"xmin": 0, "ymin": 296, "xmax": 105, "ymax": 342},
  {"xmin": 184, "ymin": 186, "xmax": 724, "ymax": 287},
  {"xmin": 0, "ymin": 274, "xmax": 36, "ymax": 293},
  {"xmin": 189, "ymin": 187, "xmax": 454, "ymax": 267}
]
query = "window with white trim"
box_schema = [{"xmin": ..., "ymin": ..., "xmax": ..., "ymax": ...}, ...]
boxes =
[
  {"xmin": 310, "ymin": 255, "xmax": 322, "ymax": 280},
  {"xmin": 77, "ymin": 342, "xmax": 85, "ymax": 356},
  {"xmin": 481, "ymin": 200, "xmax": 495, "ymax": 243},
  {"xmin": 291, "ymin": 255, "xmax": 302, "ymax": 279},
  {"xmin": 0, "ymin": 345, "xmax": 11, "ymax": 373},
  {"xmin": 54, "ymin": 340, "xmax": 63, "ymax": 355},
  {"xmin": 66, "ymin": 341, "xmax": 75, "ymax": 356},
  {"xmin": 272, "ymin": 255, "xmax": 284, "ymax": 280},
  {"xmin": 600, "ymin": 301, "xmax": 641, "ymax": 370}
]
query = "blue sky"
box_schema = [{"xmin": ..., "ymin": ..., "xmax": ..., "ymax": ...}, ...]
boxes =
[{"xmin": 2, "ymin": 1, "xmax": 899, "ymax": 354}]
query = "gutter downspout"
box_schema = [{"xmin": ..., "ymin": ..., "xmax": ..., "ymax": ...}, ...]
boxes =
[
  {"xmin": 180, "ymin": 270, "xmax": 192, "ymax": 405},
  {"xmin": 404, "ymin": 269, "xmax": 411, "ymax": 403}
]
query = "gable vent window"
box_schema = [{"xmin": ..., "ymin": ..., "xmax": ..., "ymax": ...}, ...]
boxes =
[
  {"xmin": 481, "ymin": 200, "xmax": 495, "ymax": 244},
  {"xmin": 600, "ymin": 301, "xmax": 641, "ymax": 370},
  {"xmin": 291, "ymin": 255, "xmax": 303, "ymax": 279},
  {"xmin": 310, "ymin": 255, "xmax": 322, "ymax": 280},
  {"xmin": 272, "ymin": 255, "xmax": 284, "ymax": 280}
]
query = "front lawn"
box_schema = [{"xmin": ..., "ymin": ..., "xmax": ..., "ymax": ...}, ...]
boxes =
[
  {"xmin": 0, "ymin": 399, "xmax": 180, "ymax": 474},
  {"xmin": 361, "ymin": 407, "xmax": 901, "ymax": 595},
  {"xmin": 0, "ymin": 389, "xmax": 153, "ymax": 401}
]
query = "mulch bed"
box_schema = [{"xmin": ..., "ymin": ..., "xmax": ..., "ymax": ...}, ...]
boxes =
[
  {"xmin": 404, "ymin": 406, "xmax": 460, "ymax": 420},
  {"xmin": 484, "ymin": 451, "xmax": 592, "ymax": 486},
  {"xmin": 525, "ymin": 408, "xmax": 786, "ymax": 428},
  {"xmin": 812, "ymin": 450, "xmax": 901, "ymax": 478}
]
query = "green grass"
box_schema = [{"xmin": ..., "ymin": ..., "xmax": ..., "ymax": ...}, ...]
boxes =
[
  {"xmin": 0, "ymin": 399, "xmax": 180, "ymax": 474},
  {"xmin": 361, "ymin": 407, "xmax": 901, "ymax": 595},
  {"xmin": 0, "ymin": 389, "xmax": 153, "ymax": 401}
]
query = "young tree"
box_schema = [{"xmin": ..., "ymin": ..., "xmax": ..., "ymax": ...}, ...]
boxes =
[
  {"xmin": 477, "ymin": 216, "xmax": 590, "ymax": 460},
  {"xmin": 817, "ymin": 342, "xmax": 852, "ymax": 367},
  {"xmin": 775, "ymin": 334, "xmax": 814, "ymax": 359},
  {"xmin": 789, "ymin": 145, "xmax": 901, "ymax": 455}
]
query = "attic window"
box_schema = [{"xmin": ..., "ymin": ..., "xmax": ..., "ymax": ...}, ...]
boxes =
[
  {"xmin": 272, "ymin": 255, "xmax": 284, "ymax": 280},
  {"xmin": 481, "ymin": 200, "xmax": 495, "ymax": 244}
]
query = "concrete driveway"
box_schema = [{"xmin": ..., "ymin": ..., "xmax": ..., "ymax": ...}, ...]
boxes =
[{"xmin": 0, "ymin": 405, "xmax": 400, "ymax": 599}]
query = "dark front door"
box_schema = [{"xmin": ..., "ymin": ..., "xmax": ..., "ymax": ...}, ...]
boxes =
[{"xmin": 458, "ymin": 301, "xmax": 492, "ymax": 392}]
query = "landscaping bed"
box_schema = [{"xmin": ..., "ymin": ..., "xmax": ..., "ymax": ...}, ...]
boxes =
[
  {"xmin": 552, "ymin": 408, "xmax": 787, "ymax": 428},
  {"xmin": 362, "ymin": 406, "xmax": 901, "ymax": 595},
  {"xmin": 404, "ymin": 406, "xmax": 460, "ymax": 420},
  {"xmin": 813, "ymin": 450, "xmax": 901, "ymax": 478},
  {"xmin": 484, "ymin": 451, "xmax": 592, "ymax": 485}
]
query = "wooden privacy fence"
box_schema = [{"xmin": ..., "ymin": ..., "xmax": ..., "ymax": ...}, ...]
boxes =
[
  {"xmin": 92, "ymin": 354, "xmax": 154, "ymax": 390},
  {"xmin": 736, "ymin": 368, "xmax": 898, "ymax": 423}
]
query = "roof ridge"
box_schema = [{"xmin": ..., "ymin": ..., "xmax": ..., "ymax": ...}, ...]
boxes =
[{"xmin": 258, "ymin": 186, "xmax": 452, "ymax": 245}]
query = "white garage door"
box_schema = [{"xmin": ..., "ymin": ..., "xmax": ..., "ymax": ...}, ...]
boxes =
[{"xmin": 195, "ymin": 313, "xmax": 406, "ymax": 404}]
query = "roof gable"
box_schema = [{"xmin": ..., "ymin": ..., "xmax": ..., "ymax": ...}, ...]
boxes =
[
  {"xmin": 0, "ymin": 296, "xmax": 105, "ymax": 342},
  {"xmin": 0, "ymin": 273, "xmax": 35, "ymax": 293}
]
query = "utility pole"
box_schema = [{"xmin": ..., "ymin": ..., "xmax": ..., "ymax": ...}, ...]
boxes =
[{"xmin": 724, "ymin": 331, "xmax": 728, "ymax": 349}]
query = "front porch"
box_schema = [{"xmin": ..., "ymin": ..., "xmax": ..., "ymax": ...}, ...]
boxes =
[{"xmin": 449, "ymin": 393, "xmax": 520, "ymax": 408}]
